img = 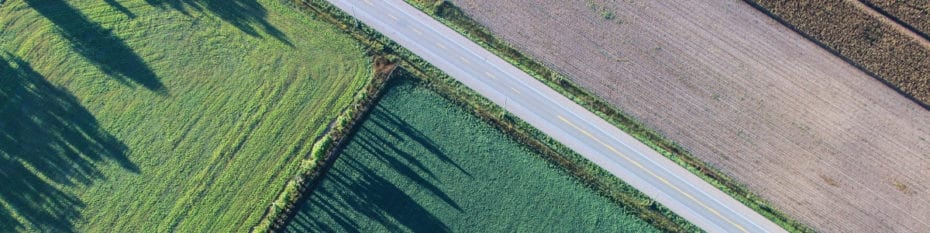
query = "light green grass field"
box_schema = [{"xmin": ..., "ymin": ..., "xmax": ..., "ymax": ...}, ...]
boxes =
[
  {"xmin": 0, "ymin": 0, "xmax": 370, "ymax": 232},
  {"xmin": 283, "ymin": 78, "xmax": 659, "ymax": 232}
]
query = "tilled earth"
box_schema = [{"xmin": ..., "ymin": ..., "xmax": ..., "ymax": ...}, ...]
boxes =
[
  {"xmin": 744, "ymin": 0, "xmax": 930, "ymax": 108},
  {"xmin": 449, "ymin": 0, "xmax": 930, "ymax": 232}
]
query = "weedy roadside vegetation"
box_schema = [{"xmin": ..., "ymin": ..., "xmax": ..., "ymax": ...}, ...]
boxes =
[
  {"xmin": 269, "ymin": 0, "xmax": 701, "ymax": 232},
  {"xmin": 281, "ymin": 76, "xmax": 662, "ymax": 232},
  {"xmin": 402, "ymin": 0, "xmax": 813, "ymax": 232}
]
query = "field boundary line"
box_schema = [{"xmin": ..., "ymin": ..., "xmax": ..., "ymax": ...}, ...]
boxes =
[
  {"xmin": 251, "ymin": 53, "xmax": 396, "ymax": 232},
  {"xmin": 741, "ymin": 0, "xmax": 930, "ymax": 110},
  {"xmin": 255, "ymin": 0, "xmax": 702, "ymax": 231},
  {"xmin": 400, "ymin": 1, "xmax": 813, "ymax": 232},
  {"xmin": 856, "ymin": 0, "xmax": 930, "ymax": 48}
]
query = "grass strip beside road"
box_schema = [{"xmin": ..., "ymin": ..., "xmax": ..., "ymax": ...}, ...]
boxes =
[
  {"xmin": 282, "ymin": 76, "xmax": 662, "ymax": 232},
  {"xmin": 402, "ymin": 0, "xmax": 812, "ymax": 232},
  {"xmin": 272, "ymin": 0, "xmax": 700, "ymax": 232}
]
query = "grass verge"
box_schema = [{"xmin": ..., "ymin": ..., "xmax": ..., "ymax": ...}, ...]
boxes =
[
  {"xmin": 273, "ymin": 0, "xmax": 701, "ymax": 232},
  {"xmin": 281, "ymin": 76, "xmax": 662, "ymax": 232},
  {"xmin": 252, "ymin": 55, "xmax": 396, "ymax": 232},
  {"xmin": 401, "ymin": 0, "xmax": 813, "ymax": 232}
]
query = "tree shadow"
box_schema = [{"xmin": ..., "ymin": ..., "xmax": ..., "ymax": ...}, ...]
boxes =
[
  {"xmin": 372, "ymin": 106, "xmax": 472, "ymax": 177},
  {"xmin": 284, "ymin": 94, "xmax": 483, "ymax": 232},
  {"xmin": 142, "ymin": 0, "xmax": 293, "ymax": 46},
  {"xmin": 355, "ymin": 130, "xmax": 463, "ymax": 212},
  {"xmin": 103, "ymin": 0, "xmax": 136, "ymax": 18},
  {"xmin": 285, "ymin": 154, "xmax": 452, "ymax": 233},
  {"xmin": 0, "ymin": 53, "xmax": 138, "ymax": 232},
  {"xmin": 23, "ymin": 0, "xmax": 164, "ymax": 92}
]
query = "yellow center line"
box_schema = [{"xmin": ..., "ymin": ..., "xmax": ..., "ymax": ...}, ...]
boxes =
[
  {"xmin": 557, "ymin": 115, "xmax": 749, "ymax": 233},
  {"xmin": 484, "ymin": 71, "xmax": 497, "ymax": 80},
  {"xmin": 459, "ymin": 56, "xmax": 471, "ymax": 64}
]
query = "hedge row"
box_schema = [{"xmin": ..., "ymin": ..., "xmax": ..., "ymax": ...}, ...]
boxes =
[
  {"xmin": 256, "ymin": 0, "xmax": 700, "ymax": 232},
  {"xmin": 248, "ymin": 1, "xmax": 401, "ymax": 227}
]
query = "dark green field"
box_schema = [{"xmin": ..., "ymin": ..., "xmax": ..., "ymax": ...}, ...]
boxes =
[
  {"xmin": 283, "ymin": 78, "xmax": 659, "ymax": 232},
  {"xmin": 0, "ymin": 0, "xmax": 369, "ymax": 232}
]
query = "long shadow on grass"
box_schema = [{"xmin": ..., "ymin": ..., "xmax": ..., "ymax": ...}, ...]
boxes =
[
  {"xmin": 354, "ymin": 128, "xmax": 463, "ymax": 212},
  {"xmin": 24, "ymin": 0, "xmax": 164, "ymax": 92},
  {"xmin": 285, "ymin": 154, "xmax": 452, "ymax": 233},
  {"xmin": 103, "ymin": 0, "xmax": 136, "ymax": 18},
  {"xmin": 142, "ymin": 0, "xmax": 293, "ymax": 46},
  {"xmin": 284, "ymin": 102, "xmax": 479, "ymax": 232},
  {"xmin": 0, "ymin": 53, "xmax": 138, "ymax": 232},
  {"xmin": 372, "ymin": 107, "xmax": 472, "ymax": 177}
]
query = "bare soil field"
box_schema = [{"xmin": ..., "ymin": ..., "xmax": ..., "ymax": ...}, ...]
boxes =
[
  {"xmin": 449, "ymin": 0, "xmax": 930, "ymax": 232},
  {"xmin": 744, "ymin": 0, "xmax": 930, "ymax": 107}
]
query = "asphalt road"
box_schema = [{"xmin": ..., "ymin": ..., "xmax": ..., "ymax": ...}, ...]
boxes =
[{"xmin": 327, "ymin": 0, "xmax": 786, "ymax": 232}]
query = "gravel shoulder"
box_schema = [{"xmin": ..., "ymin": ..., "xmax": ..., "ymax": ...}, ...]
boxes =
[{"xmin": 449, "ymin": 0, "xmax": 930, "ymax": 232}]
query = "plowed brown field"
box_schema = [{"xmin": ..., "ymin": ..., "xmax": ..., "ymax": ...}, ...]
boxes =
[
  {"xmin": 744, "ymin": 0, "xmax": 930, "ymax": 108},
  {"xmin": 449, "ymin": 0, "xmax": 930, "ymax": 232}
]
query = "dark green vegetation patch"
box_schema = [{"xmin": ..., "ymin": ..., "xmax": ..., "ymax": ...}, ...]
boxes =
[
  {"xmin": 283, "ymin": 79, "xmax": 659, "ymax": 232},
  {"xmin": 399, "ymin": 1, "xmax": 813, "ymax": 231}
]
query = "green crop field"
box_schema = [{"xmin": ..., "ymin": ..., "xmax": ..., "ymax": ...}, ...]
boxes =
[
  {"xmin": 0, "ymin": 0, "xmax": 370, "ymax": 232},
  {"xmin": 283, "ymin": 78, "xmax": 659, "ymax": 232}
]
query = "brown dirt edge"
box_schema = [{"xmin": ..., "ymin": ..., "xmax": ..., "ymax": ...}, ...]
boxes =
[
  {"xmin": 261, "ymin": 56, "xmax": 396, "ymax": 232},
  {"xmin": 251, "ymin": 1, "xmax": 411, "ymax": 231},
  {"xmin": 403, "ymin": 1, "xmax": 813, "ymax": 232},
  {"xmin": 249, "ymin": 9, "xmax": 399, "ymax": 228},
  {"xmin": 258, "ymin": 0, "xmax": 701, "ymax": 232},
  {"xmin": 741, "ymin": 0, "xmax": 930, "ymax": 110},
  {"xmin": 861, "ymin": 0, "xmax": 930, "ymax": 43}
]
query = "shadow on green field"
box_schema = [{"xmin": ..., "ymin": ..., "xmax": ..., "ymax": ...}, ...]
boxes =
[
  {"xmin": 143, "ymin": 0, "xmax": 293, "ymax": 46},
  {"xmin": 285, "ymin": 104, "xmax": 474, "ymax": 232},
  {"xmin": 0, "ymin": 53, "xmax": 138, "ymax": 232},
  {"xmin": 371, "ymin": 108, "xmax": 472, "ymax": 178},
  {"xmin": 23, "ymin": 0, "xmax": 164, "ymax": 92},
  {"xmin": 0, "ymin": 207, "xmax": 16, "ymax": 233},
  {"xmin": 103, "ymin": 0, "xmax": 137, "ymax": 18},
  {"xmin": 297, "ymin": 155, "xmax": 452, "ymax": 233}
]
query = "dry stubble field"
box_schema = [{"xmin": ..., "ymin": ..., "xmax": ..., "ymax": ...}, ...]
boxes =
[
  {"xmin": 449, "ymin": 0, "xmax": 930, "ymax": 232},
  {"xmin": 861, "ymin": 0, "xmax": 930, "ymax": 40},
  {"xmin": 743, "ymin": 0, "xmax": 930, "ymax": 107}
]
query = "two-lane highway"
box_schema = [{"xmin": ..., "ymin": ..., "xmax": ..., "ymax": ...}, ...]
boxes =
[{"xmin": 327, "ymin": 0, "xmax": 786, "ymax": 232}]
